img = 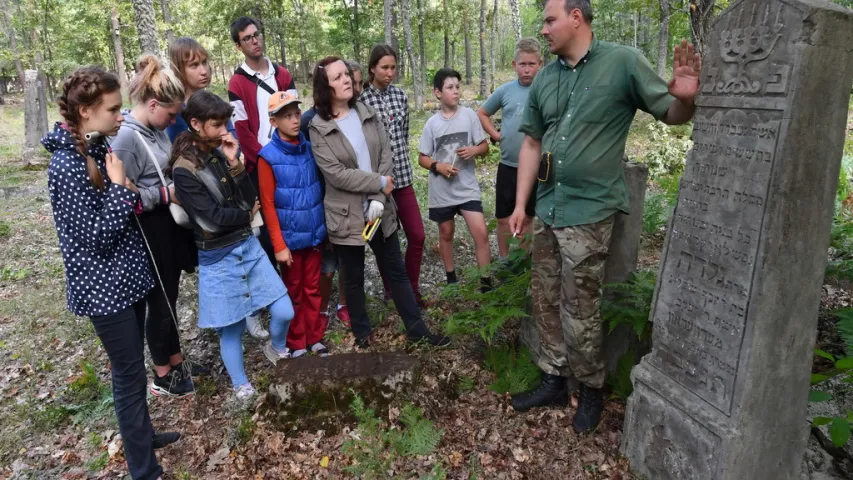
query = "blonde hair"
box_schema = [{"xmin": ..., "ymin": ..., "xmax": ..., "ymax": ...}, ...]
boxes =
[
  {"xmin": 514, "ymin": 38, "xmax": 543, "ymax": 60},
  {"xmin": 129, "ymin": 54, "xmax": 185, "ymax": 106},
  {"xmin": 169, "ymin": 37, "xmax": 210, "ymax": 88}
]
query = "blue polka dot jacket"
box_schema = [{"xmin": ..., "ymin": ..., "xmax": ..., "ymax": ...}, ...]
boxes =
[{"xmin": 42, "ymin": 123, "xmax": 154, "ymax": 317}]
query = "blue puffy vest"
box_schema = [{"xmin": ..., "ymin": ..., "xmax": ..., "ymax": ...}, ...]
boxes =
[{"xmin": 259, "ymin": 131, "xmax": 326, "ymax": 251}]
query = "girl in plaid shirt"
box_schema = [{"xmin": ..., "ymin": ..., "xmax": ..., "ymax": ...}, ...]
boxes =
[{"xmin": 359, "ymin": 45, "xmax": 427, "ymax": 307}]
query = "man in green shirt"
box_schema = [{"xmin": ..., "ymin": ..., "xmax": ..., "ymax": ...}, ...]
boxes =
[{"xmin": 508, "ymin": 0, "xmax": 701, "ymax": 432}]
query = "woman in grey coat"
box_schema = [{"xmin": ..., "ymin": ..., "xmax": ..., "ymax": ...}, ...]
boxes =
[{"xmin": 308, "ymin": 56, "xmax": 449, "ymax": 349}]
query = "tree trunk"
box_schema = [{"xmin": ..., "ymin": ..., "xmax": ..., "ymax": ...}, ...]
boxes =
[
  {"xmin": 451, "ymin": 40, "xmax": 456, "ymax": 70},
  {"xmin": 689, "ymin": 0, "xmax": 716, "ymax": 57},
  {"xmin": 392, "ymin": 3, "xmax": 403, "ymax": 80},
  {"xmin": 160, "ymin": 0, "xmax": 175, "ymax": 46},
  {"xmin": 0, "ymin": 78, "xmax": 6, "ymax": 105},
  {"xmin": 657, "ymin": 0, "xmax": 670, "ymax": 77},
  {"xmin": 1, "ymin": 0, "xmax": 26, "ymax": 91},
  {"xmin": 30, "ymin": 30, "xmax": 49, "ymax": 136},
  {"xmin": 478, "ymin": 0, "xmax": 487, "ymax": 99},
  {"xmin": 509, "ymin": 0, "xmax": 521, "ymax": 42},
  {"xmin": 384, "ymin": 0, "xmax": 393, "ymax": 46},
  {"xmin": 353, "ymin": 0, "xmax": 360, "ymax": 63},
  {"xmin": 416, "ymin": 0, "xmax": 425, "ymax": 75},
  {"xmin": 111, "ymin": 7, "xmax": 129, "ymax": 101},
  {"xmin": 442, "ymin": 0, "xmax": 450, "ymax": 67},
  {"xmin": 131, "ymin": 0, "xmax": 159, "ymax": 55},
  {"xmin": 279, "ymin": 33, "xmax": 288, "ymax": 68},
  {"xmin": 218, "ymin": 46, "xmax": 228, "ymax": 89},
  {"xmin": 463, "ymin": 9, "xmax": 471, "ymax": 85},
  {"xmin": 400, "ymin": 0, "xmax": 423, "ymax": 109},
  {"xmin": 489, "ymin": 0, "xmax": 497, "ymax": 93}
]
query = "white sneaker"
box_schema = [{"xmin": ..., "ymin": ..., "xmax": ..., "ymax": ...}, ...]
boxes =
[
  {"xmin": 235, "ymin": 383, "xmax": 256, "ymax": 400},
  {"xmin": 263, "ymin": 341, "xmax": 291, "ymax": 365},
  {"xmin": 291, "ymin": 349, "xmax": 308, "ymax": 358},
  {"xmin": 246, "ymin": 314, "xmax": 269, "ymax": 339}
]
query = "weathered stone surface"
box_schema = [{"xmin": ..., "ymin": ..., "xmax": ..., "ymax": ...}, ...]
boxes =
[
  {"xmin": 622, "ymin": 1, "xmax": 853, "ymax": 479},
  {"xmin": 520, "ymin": 160, "xmax": 649, "ymax": 374},
  {"xmin": 23, "ymin": 69, "xmax": 48, "ymax": 163},
  {"xmin": 268, "ymin": 352, "xmax": 420, "ymax": 426}
]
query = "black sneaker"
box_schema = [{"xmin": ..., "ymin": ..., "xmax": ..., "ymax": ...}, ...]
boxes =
[
  {"xmin": 572, "ymin": 384, "xmax": 604, "ymax": 433},
  {"xmin": 152, "ymin": 431, "xmax": 181, "ymax": 449},
  {"xmin": 510, "ymin": 373, "xmax": 568, "ymax": 412},
  {"xmin": 176, "ymin": 360, "xmax": 210, "ymax": 378},
  {"xmin": 408, "ymin": 333, "xmax": 452, "ymax": 348},
  {"xmin": 150, "ymin": 368, "xmax": 195, "ymax": 397},
  {"xmin": 355, "ymin": 336, "xmax": 372, "ymax": 349}
]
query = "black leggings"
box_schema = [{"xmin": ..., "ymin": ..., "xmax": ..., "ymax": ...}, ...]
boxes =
[{"xmin": 137, "ymin": 209, "xmax": 189, "ymax": 366}]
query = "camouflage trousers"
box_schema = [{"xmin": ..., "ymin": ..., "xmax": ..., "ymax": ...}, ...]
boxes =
[{"xmin": 531, "ymin": 215, "xmax": 614, "ymax": 388}]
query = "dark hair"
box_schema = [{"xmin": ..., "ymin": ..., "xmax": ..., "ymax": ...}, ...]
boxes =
[
  {"xmin": 230, "ymin": 16, "xmax": 260, "ymax": 44},
  {"xmin": 169, "ymin": 90, "xmax": 233, "ymax": 169},
  {"xmin": 313, "ymin": 56, "xmax": 357, "ymax": 121},
  {"xmin": 562, "ymin": 0, "xmax": 593, "ymax": 23},
  {"xmin": 169, "ymin": 37, "xmax": 209, "ymax": 88},
  {"xmin": 432, "ymin": 68, "xmax": 462, "ymax": 91},
  {"xmin": 365, "ymin": 44, "xmax": 398, "ymax": 88},
  {"xmin": 57, "ymin": 66, "xmax": 122, "ymax": 191}
]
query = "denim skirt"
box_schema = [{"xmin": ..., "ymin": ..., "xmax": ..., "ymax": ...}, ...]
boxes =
[{"xmin": 197, "ymin": 236, "xmax": 287, "ymax": 329}]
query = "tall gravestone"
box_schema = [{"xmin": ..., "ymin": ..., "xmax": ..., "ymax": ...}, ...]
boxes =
[{"xmin": 622, "ymin": 1, "xmax": 853, "ymax": 479}]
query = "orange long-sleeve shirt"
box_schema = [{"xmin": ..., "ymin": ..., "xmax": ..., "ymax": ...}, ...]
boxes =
[{"xmin": 258, "ymin": 157, "xmax": 287, "ymax": 254}]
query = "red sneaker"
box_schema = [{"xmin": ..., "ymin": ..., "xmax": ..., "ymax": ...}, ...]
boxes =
[{"xmin": 336, "ymin": 305, "xmax": 351, "ymax": 327}]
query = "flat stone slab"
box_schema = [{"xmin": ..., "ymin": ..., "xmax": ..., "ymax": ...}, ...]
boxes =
[{"xmin": 267, "ymin": 352, "xmax": 420, "ymax": 429}]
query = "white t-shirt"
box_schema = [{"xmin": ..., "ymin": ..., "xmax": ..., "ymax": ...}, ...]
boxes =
[
  {"xmin": 335, "ymin": 108, "xmax": 373, "ymax": 214},
  {"xmin": 240, "ymin": 58, "xmax": 278, "ymax": 147}
]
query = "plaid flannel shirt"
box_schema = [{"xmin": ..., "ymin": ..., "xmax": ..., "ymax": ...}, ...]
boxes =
[{"xmin": 360, "ymin": 84, "xmax": 413, "ymax": 189}]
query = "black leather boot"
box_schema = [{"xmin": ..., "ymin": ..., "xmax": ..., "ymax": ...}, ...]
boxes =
[
  {"xmin": 572, "ymin": 384, "xmax": 604, "ymax": 433},
  {"xmin": 510, "ymin": 373, "xmax": 568, "ymax": 412}
]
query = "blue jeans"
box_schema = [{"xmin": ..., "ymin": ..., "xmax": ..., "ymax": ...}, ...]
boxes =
[
  {"xmin": 217, "ymin": 294, "xmax": 294, "ymax": 388},
  {"xmin": 90, "ymin": 301, "xmax": 162, "ymax": 480}
]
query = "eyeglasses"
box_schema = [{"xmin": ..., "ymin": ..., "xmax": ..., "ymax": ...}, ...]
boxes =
[{"xmin": 240, "ymin": 31, "xmax": 263, "ymax": 44}]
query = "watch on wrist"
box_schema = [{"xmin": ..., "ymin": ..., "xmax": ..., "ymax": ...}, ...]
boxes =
[{"xmin": 430, "ymin": 161, "xmax": 438, "ymax": 174}]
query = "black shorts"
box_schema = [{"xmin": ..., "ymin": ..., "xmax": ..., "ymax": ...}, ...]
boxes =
[
  {"xmin": 428, "ymin": 200, "xmax": 484, "ymax": 224},
  {"xmin": 495, "ymin": 162, "xmax": 536, "ymax": 219}
]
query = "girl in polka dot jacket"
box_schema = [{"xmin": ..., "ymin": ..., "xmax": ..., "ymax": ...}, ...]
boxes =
[{"xmin": 43, "ymin": 67, "xmax": 177, "ymax": 480}]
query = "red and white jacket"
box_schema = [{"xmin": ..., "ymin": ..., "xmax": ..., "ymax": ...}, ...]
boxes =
[{"xmin": 228, "ymin": 62, "xmax": 296, "ymax": 174}]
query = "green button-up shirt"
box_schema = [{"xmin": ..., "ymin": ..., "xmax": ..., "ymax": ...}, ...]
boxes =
[{"xmin": 520, "ymin": 37, "xmax": 674, "ymax": 227}]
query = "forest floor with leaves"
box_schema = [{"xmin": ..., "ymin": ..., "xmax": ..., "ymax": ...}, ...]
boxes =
[{"xmin": 1, "ymin": 90, "xmax": 851, "ymax": 479}]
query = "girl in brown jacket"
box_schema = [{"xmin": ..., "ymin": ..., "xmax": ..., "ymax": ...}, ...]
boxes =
[{"xmin": 307, "ymin": 57, "xmax": 449, "ymax": 349}]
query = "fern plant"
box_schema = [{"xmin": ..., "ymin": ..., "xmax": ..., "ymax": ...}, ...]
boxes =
[
  {"xmin": 601, "ymin": 270, "xmax": 657, "ymax": 341},
  {"xmin": 389, "ymin": 404, "xmax": 444, "ymax": 457},
  {"xmin": 342, "ymin": 394, "xmax": 444, "ymax": 479},
  {"xmin": 483, "ymin": 345, "xmax": 540, "ymax": 395}
]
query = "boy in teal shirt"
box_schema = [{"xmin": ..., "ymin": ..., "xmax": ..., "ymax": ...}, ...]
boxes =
[{"xmin": 477, "ymin": 38, "xmax": 543, "ymax": 260}]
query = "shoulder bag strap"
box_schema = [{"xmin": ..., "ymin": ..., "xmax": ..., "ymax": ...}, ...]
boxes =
[{"xmin": 134, "ymin": 130, "xmax": 169, "ymax": 186}]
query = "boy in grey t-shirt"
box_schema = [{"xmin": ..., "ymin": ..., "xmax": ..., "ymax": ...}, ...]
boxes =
[{"xmin": 418, "ymin": 68, "xmax": 491, "ymax": 292}]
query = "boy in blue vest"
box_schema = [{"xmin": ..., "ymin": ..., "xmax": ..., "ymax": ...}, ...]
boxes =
[{"xmin": 258, "ymin": 91, "xmax": 329, "ymax": 358}]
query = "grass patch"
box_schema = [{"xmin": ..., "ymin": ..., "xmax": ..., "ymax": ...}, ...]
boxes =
[
  {"xmin": 0, "ymin": 221, "xmax": 9, "ymax": 238},
  {"xmin": 84, "ymin": 451, "xmax": 109, "ymax": 472}
]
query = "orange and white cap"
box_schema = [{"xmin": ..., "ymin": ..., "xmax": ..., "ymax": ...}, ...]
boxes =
[{"xmin": 267, "ymin": 90, "xmax": 301, "ymax": 115}]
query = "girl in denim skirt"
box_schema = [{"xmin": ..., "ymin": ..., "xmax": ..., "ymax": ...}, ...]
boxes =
[{"xmin": 170, "ymin": 90, "xmax": 294, "ymax": 400}]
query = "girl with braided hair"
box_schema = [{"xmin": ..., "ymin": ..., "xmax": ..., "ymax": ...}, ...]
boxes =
[
  {"xmin": 43, "ymin": 66, "xmax": 177, "ymax": 480},
  {"xmin": 111, "ymin": 54, "xmax": 204, "ymax": 398}
]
